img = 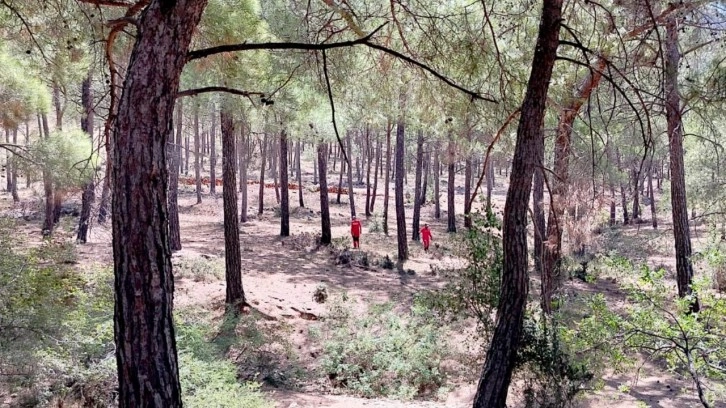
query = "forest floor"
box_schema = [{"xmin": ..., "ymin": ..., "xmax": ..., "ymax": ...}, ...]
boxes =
[{"xmin": 1, "ymin": 165, "xmax": 723, "ymax": 408}]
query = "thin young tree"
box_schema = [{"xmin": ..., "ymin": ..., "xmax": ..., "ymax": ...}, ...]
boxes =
[
  {"xmin": 412, "ymin": 129, "xmax": 424, "ymax": 241},
  {"xmin": 346, "ymin": 131, "xmax": 356, "ymax": 217},
  {"xmin": 258, "ymin": 133, "xmax": 267, "ymax": 215},
  {"xmin": 296, "ymin": 139, "xmax": 304, "ymax": 207},
  {"xmin": 77, "ymin": 75, "xmax": 94, "ymax": 243},
  {"xmin": 383, "ymin": 120, "xmax": 392, "ymax": 234},
  {"xmin": 280, "ymin": 129, "xmax": 290, "ymax": 237},
  {"xmin": 447, "ymin": 131, "xmax": 457, "ymax": 233},
  {"xmin": 238, "ymin": 120, "xmax": 248, "ymax": 222},
  {"xmin": 209, "ymin": 103, "xmax": 217, "ymax": 195}
]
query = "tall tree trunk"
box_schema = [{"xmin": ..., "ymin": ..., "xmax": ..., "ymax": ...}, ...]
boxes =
[
  {"xmin": 420, "ymin": 148, "xmax": 429, "ymax": 206},
  {"xmin": 447, "ymin": 134, "xmax": 457, "ymax": 233},
  {"xmin": 383, "ymin": 120, "xmax": 392, "ymax": 235},
  {"xmin": 616, "ymin": 148, "xmax": 629, "ymax": 224},
  {"xmin": 365, "ymin": 126, "xmax": 373, "ymax": 217},
  {"xmin": 296, "ymin": 139, "xmax": 304, "ymax": 208},
  {"xmin": 649, "ymin": 161, "xmax": 657, "ymax": 229},
  {"xmin": 370, "ymin": 134, "xmax": 380, "ymax": 213},
  {"xmin": 10, "ymin": 129, "xmax": 19, "ymax": 202},
  {"xmin": 184, "ymin": 133, "xmax": 189, "ymax": 175},
  {"xmin": 541, "ymin": 57, "xmax": 607, "ymax": 314},
  {"xmin": 346, "ymin": 132, "xmax": 356, "ymax": 217},
  {"xmin": 40, "ymin": 113, "xmax": 54, "ymax": 235},
  {"xmin": 77, "ymin": 75, "xmax": 95, "ymax": 243},
  {"xmin": 272, "ymin": 137, "xmax": 280, "ymax": 204},
  {"xmin": 239, "ymin": 122, "xmax": 248, "ymax": 223},
  {"xmin": 632, "ymin": 168, "xmax": 640, "ymax": 222},
  {"xmin": 395, "ymin": 117, "xmax": 408, "ymax": 261},
  {"xmin": 209, "ymin": 104, "xmax": 217, "ymax": 195},
  {"xmin": 258, "ymin": 134, "xmax": 267, "ymax": 215},
  {"xmin": 464, "ymin": 131, "xmax": 473, "ymax": 229},
  {"xmin": 412, "ymin": 130, "xmax": 424, "ymax": 241},
  {"xmin": 336, "ymin": 153, "xmax": 345, "ymax": 204},
  {"xmin": 434, "ymin": 142, "xmax": 441, "ymax": 219},
  {"xmin": 112, "ymin": 2, "xmax": 207, "ymax": 405},
  {"xmin": 318, "ymin": 143, "xmax": 331, "ymax": 245},
  {"xmin": 474, "ymin": 0, "xmax": 562, "ymax": 405},
  {"xmin": 5, "ymin": 128, "xmax": 11, "ymax": 192},
  {"xmin": 313, "ymin": 144, "xmax": 318, "ymax": 185},
  {"xmin": 486, "ymin": 159, "xmax": 494, "ymax": 211},
  {"xmin": 194, "ymin": 105, "xmax": 202, "ymax": 204},
  {"xmin": 221, "ymin": 109, "xmax": 245, "ymax": 308},
  {"xmin": 168, "ymin": 99, "xmax": 183, "ymax": 251},
  {"xmin": 665, "ymin": 17, "xmax": 699, "ymax": 312},
  {"xmin": 533, "ymin": 168, "xmax": 546, "ymax": 279},
  {"xmin": 280, "ymin": 130, "xmax": 290, "ymax": 237}
]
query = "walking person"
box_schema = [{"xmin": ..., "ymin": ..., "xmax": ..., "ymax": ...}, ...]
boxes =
[
  {"xmin": 351, "ymin": 216, "xmax": 362, "ymax": 249},
  {"xmin": 420, "ymin": 223, "xmax": 432, "ymax": 252}
]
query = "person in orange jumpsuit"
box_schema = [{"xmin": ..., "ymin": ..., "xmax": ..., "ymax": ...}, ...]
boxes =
[
  {"xmin": 351, "ymin": 216, "xmax": 362, "ymax": 249},
  {"xmin": 420, "ymin": 223, "xmax": 433, "ymax": 252}
]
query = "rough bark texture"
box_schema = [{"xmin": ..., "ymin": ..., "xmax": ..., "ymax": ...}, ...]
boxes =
[
  {"xmin": 221, "ymin": 109, "xmax": 245, "ymax": 307},
  {"xmin": 111, "ymin": 2, "xmax": 208, "ymax": 406},
  {"xmin": 194, "ymin": 105, "xmax": 202, "ymax": 204},
  {"xmin": 434, "ymin": 142, "xmax": 441, "ymax": 219},
  {"xmin": 346, "ymin": 133, "xmax": 356, "ymax": 217},
  {"xmin": 77, "ymin": 76, "xmax": 95, "ymax": 243},
  {"xmin": 297, "ymin": 139, "xmax": 304, "ymax": 207},
  {"xmin": 258, "ymin": 134, "xmax": 267, "ymax": 215},
  {"xmin": 383, "ymin": 121, "xmax": 392, "ymax": 235},
  {"xmin": 533, "ymin": 168, "xmax": 546, "ymax": 278},
  {"xmin": 239, "ymin": 123, "xmax": 248, "ymax": 223},
  {"xmin": 420, "ymin": 149, "xmax": 429, "ymax": 206},
  {"xmin": 40, "ymin": 113, "xmax": 54, "ymax": 235},
  {"xmin": 473, "ymin": 0, "xmax": 562, "ymax": 405},
  {"xmin": 318, "ymin": 143, "xmax": 331, "ymax": 245},
  {"xmin": 168, "ymin": 99, "xmax": 183, "ymax": 251},
  {"xmin": 280, "ymin": 130, "xmax": 290, "ymax": 237},
  {"xmin": 10, "ymin": 129, "xmax": 18, "ymax": 202},
  {"xmin": 447, "ymin": 135, "xmax": 456, "ymax": 233},
  {"xmin": 412, "ymin": 130, "xmax": 424, "ymax": 241},
  {"xmin": 209, "ymin": 104, "xmax": 217, "ymax": 195},
  {"xmin": 464, "ymin": 131, "xmax": 472, "ymax": 229},
  {"xmin": 395, "ymin": 119, "xmax": 408, "ymax": 261},
  {"xmin": 665, "ymin": 17, "xmax": 699, "ymax": 312}
]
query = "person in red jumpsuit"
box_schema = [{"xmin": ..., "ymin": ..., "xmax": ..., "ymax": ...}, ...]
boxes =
[
  {"xmin": 351, "ymin": 216, "xmax": 362, "ymax": 249},
  {"xmin": 420, "ymin": 223, "xmax": 433, "ymax": 252}
]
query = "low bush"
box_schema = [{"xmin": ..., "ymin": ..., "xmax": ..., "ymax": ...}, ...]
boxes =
[{"xmin": 173, "ymin": 255, "xmax": 225, "ymax": 282}]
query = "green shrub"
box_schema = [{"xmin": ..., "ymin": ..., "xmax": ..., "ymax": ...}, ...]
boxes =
[
  {"xmin": 380, "ymin": 254, "xmax": 395, "ymax": 270},
  {"xmin": 174, "ymin": 256, "xmax": 225, "ymax": 282},
  {"xmin": 318, "ymin": 299, "xmax": 451, "ymax": 400}
]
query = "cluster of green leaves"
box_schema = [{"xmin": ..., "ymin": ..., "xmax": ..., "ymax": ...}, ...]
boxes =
[
  {"xmin": 0, "ymin": 47, "xmax": 49, "ymax": 128},
  {"xmin": 25, "ymin": 129, "xmax": 98, "ymax": 189},
  {"xmin": 316, "ymin": 299, "xmax": 451, "ymax": 400}
]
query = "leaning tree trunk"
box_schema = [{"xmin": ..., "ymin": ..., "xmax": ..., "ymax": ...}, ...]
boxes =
[
  {"xmin": 318, "ymin": 143, "xmax": 331, "ymax": 245},
  {"xmin": 111, "ymin": 1, "xmax": 207, "ymax": 406},
  {"xmin": 221, "ymin": 108, "xmax": 245, "ymax": 308},
  {"xmin": 412, "ymin": 129, "xmax": 424, "ymax": 241},
  {"xmin": 665, "ymin": 17, "xmax": 699, "ymax": 312},
  {"xmin": 395, "ymin": 118, "xmax": 408, "ymax": 261},
  {"xmin": 280, "ymin": 130, "xmax": 290, "ymax": 237},
  {"xmin": 194, "ymin": 105, "xmax": 202, "ymax": 204},
  {"xmin": 434, "ymin": 142, "xmax": 441, "ymax": 219},
  {"xmin": 239, "ymin": 122, "xmax": 248, "ymax": 223},
  {"xmin": 447, "ymin": 134, "xmax": 457, "ymax": 233},
  {"xmin": 346, "ymin": 132, "xmax": 356, "ymax": 217},
  {"xmin": 383, "ymin": 120, "xmax": 392, "ymax": 235},
  {"xmin": 209, "ymin": 104, "xmax": 217, "ymax": 195},
  {"xmin": 77, "ymin": 75, "xmax": 95, "ymax": 243},
  {"xmin": 541, "ymin": 56, "xmax": 606, "ymax": 314},
  {"xmin": 297, "ymin": 139, "xmax": 304, "ymax": 207},
  {"xmin": 474, "ymin": 0, "xmax": 562, "ymax": 405},
  {"xmin": 258, "ymin": 134, "xmax": 267, "ymax": 215},
  {"xmin": 168, "ymin": 99, "xmax": 183, "ymax": 251}
]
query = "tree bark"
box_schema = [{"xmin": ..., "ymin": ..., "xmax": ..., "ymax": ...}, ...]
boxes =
[
  {"xmin": 474, "ymin": 0, "xmax": 562, "ymax": 405},
  {"xmin": 194, "ymin": 105, "xmax": 202, "ymax": 204},
  {"xmin": 665, "ymin": 17, "xmax": 699, "ymax": 312},
  {"xmin": 616, "ymin": 148, "xmax": 629, "ymax": 224},
  {"xmin": 420, "ymin": 148, "xmax": 429, "ymax": 206},
  {"xmin": 40, "ymin": 113, "xmax": 54, "ymax": 235},
  {"xmin": 239, "ymin": 121, "xmax": 248, "ymax": 223},
  {"xmin": 318, "ymin": 143, "xmax": 331, "ymax": 245},
  {"xmin": 272, "ymin": 137, "xmax": 280, "ymax": 204},
  {"xmin": 486, "ymin": 159, "xmax": 494, "ymax": 211},
  {"xmin": 168, "ymin": 99, "xmax": 183, "ymax": 251},
  {"xmin": 258, "ymin": 134, "xmax": 267, "ymax": 215},
  {"xmin": 412, "ymin": 129, "xmax": 424, "ymax": 241},
  {"xmin": 649, "ymin": 161, "xmax": 657, "ymax": 229},
  {"xmin": 77, "ymin": 75, "xmax": 95, "ymax": 243},
  {"xmin": 5, "ymin": 128, "xmax": 11, "ymax": 193},
  {"xmin": 336, "ymin": 152, "xmax": 345, "ymax": 204},
  {"xmin": 632, "ymin": 168, "xmax": 641, "ymax": 222},
  {"xmin": 395, "ymin": 118, "xmax": 408, "ymax": 261},
  {"xmin": 280, "ymin": 130, "xmax": 290, "ymax": 237},
  {"xmin": 346, "ymin": 132, "xmax": 356, "ymax": 217},
  {"xmin": 221, "ymin": 108, "xmax": 245, "ymax": 308},
  {"xmin": 10, "ymin": 129, "xmax": 19, "ymax": 202},
  {"xmin": 434, "ymin": 142, "xmax": 441, "ymax": 219},
  {"xmin": 209, "ymin": 104, "xmax": 217, "ymax": 195},
  {"xmin": 383, "ymin": 120, "xmax": 392, "ymax": 235},
  {"xmin": 370, "ymin": 134, "xmax": 380, "ymax": 213},
  {"xmin": 447, "ymin": 134, "xmax": 457, "ymax": 233},
  {"xmin": 533, "ymin": 168, "xmax": 546, "ymax": 278},
  {"xmin": 365, "ymin": 126, "xmax": 373, "ymax": 217},
  {"xmin": 296, "ymin": 139, "xmax": 304, "ymax": 208},
  {"xmin": 464, "ymin": 130, "xmax": 472, "ymax": 229},
  {"xmin": 112, "ymin": 2, "xmax": 207, "ymax": 406}
]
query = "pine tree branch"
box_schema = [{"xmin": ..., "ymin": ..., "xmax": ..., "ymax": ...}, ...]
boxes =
[{"xmin": 177, "ymin": 86, "xmax": 264, "ymax": 100}]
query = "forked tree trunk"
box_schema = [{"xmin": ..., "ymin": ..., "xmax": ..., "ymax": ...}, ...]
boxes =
[
  {"xmin": 395, "ymin": 118, "xmax": 408, "ymax": 261},
  {"xmin": 77, "ymin": 75, "xmax": 95, "ymax": 243},
  {"xmin": 434, "ymin": 142, "xmax": 441, "ymax": 219},
  {"xmin": 111, "ymin": 2, "xmax": 207, "ymax": 405},
  {"xmin": 239, "ymin": 122, "xmax": 248, "ymax": 223},
  {"xmin": 209, "ymin": 104, "xmax": 217, "ymax": 195},
  {"xmin": 412, "ymin": 130, "xmax": 424, "ymax": 241},
  {"xmin": 194, "ymin": 105, "xmax": 202, "ymax": 204},
  {"xmin": 474, "ymin": 0, "xmax": 562, "ymax": 405},
  {"xmin": 383, "ymin": 120, "xmax": 392, "ymax": 235},
  {"xmin": 296, "ymin": 139, "xmax": 304, "ymax": 207},
  {"xmin": 318, "ymin": 143, "xmax": 331, "ymax": 245},
  {"xmin": 221, "ymin": 109, "xmax": 245, "ymax": 308},
  {"xmin": 346, "ymin": 133, "xmax": 356, "ymax": 217},
  {"xmin": 280, "ymin": 130, "xmax": 290, "ymax": 237},
  {"xmin": 258, "ymin": 134, "xmax": 267, "ymax": 215},
  {"xmin": 665, "ymin": 17, "xmax": 699, "ymax": 312},
  {"xmin": 168, "ymin": 99, "xmax": 183, "ymax": 252},
  {"xmin": 447, "ymin": 134, "xmax": 456, "ymax": 233}
]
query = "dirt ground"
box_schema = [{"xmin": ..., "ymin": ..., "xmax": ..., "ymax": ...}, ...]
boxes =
[{"xmin": 1, "ymin": 163, "xmax": 722, "ymax": 408}]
